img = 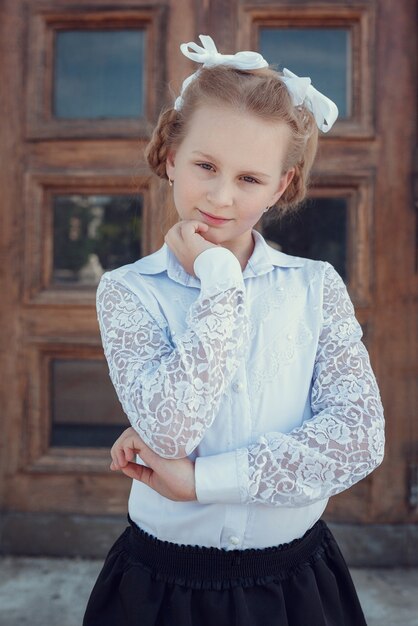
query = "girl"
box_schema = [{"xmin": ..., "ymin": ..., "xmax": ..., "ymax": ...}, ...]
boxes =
[{"xmin": 83, "ymin": 35, "xmax": 385, "ymax": 626}]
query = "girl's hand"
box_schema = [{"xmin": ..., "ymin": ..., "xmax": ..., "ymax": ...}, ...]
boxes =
[
  {"xmin": 164, "ymin": 220, "xmax": 219, "ymax": 276},
  {"xmin": 110, "ymin": 427, "xmax": 197, "ymax": 502}
]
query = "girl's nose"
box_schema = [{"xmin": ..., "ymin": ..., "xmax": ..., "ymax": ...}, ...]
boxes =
[{"xmin": 207, "ymin": 178, "xmax": 234, "ymax": 207}]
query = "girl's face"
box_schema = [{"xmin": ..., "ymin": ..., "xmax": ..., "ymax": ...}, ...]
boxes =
[{"xmin": 166, "ymin": 103, "xmax": 295, "ymax": 253}]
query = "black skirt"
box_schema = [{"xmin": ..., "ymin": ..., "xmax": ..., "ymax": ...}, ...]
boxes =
[{"xmin": 83, "ymin": 514, "xmax": 367, "ymax": 626}]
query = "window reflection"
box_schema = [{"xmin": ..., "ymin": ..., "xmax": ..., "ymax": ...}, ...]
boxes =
[
  {"xmin": 53, "ymin": 194, "xmax": 142, "ymax": 286},
  {"xmin": 54, "ymin": 29, "xmax": 145, "ymax": 119},
  {"xmin": 262, "ymin": 197, "xmax": 348, "ymax": 281},
  {"xmin": 259, "ymin": 28, "xmax": 351, "ymax": 117},
  {"xmin": 50, "ymin": 359, "xmax": 126, "ymax": 447}
]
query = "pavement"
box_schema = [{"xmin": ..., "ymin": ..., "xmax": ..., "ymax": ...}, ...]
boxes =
[{"xmin": 0, "ymin": 557, "xmax": 417, "ymax": 625}]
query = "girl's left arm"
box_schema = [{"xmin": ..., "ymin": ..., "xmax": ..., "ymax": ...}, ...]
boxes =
[{"xmin": 194, "ymin": 263, "xmax": 385, "ymax": 507}]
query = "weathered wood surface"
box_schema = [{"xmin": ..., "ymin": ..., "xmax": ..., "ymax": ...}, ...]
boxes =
[{"xmin": 0, "ymin": 0, "xmax": 416, "ymax": 530}]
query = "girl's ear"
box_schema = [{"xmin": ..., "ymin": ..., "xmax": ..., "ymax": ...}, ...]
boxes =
[
  {"xmin": 165, "ymin": 150, "xmax": 176, "ymax": 180},
  {"xmin": 270, "ymin": 168, "xmax": 295, "ymax": 205}
]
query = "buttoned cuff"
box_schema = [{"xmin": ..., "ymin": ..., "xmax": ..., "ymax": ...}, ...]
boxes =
[
  {"xmin": 193, "ymin": 248, "xmax": 244, "ymax": 293},
  {"xmin": 195, "ymin": 448, "xmax": 249, "ymax": 504}
]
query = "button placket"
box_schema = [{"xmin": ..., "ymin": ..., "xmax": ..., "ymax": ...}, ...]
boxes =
[{"xmin": 220, "ymin": 364, "xmax": 250, "ymax": 550}]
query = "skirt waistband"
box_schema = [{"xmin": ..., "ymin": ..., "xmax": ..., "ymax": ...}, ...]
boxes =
[{"xmin": 125, "ymin": 514, "xmax": 332, "ymax": 583}]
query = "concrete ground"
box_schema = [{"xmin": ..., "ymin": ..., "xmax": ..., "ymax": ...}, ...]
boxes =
[{"xmin": 0, "ymin": 557, "xmax": 417, "ymax": 625}]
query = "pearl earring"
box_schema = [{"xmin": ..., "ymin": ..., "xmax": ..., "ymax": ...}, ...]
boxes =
[{"xmin": 168, "ymin": 178, "xmax": 173, "ymax": 187}]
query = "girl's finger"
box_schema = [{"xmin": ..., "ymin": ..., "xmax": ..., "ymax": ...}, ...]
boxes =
[
  {"xmin": 133, "ymin": 440, "xmax": 162, "ymax": 471},
  {"xmin": 180, "ymin": 221, "xmax": 209, "ymax": 238},
  {"xmin": 110, "ymin": 452, "xmax": 119, "ymax": 469},
  {"xmin": 110, "ymin": 442, "xmax": 118, "ymax": 465},
  {"xmin": 121, "ymin": 462, "xmax": 152, "ymax": 483},
  {"xmin": 164, "ymin": 222, "xmax": 182, "ymax": 244},
  {"xmin": 116, "ymin": 445, "xmax": 127, "ymax": 468},
  {"xmin": 123, "ymin": 445, "xmax": 135, "ymax": 463},
  {"xmin": 111, "ymin": 432, "xmax": 129, "ymax": 467},
  {"xmin": 166, "ymin": 220, "xmax": 208, "ymax": 247},
  {"xmin": 109, "ymin": 448, "xmax": 120, "ymax": 469}
]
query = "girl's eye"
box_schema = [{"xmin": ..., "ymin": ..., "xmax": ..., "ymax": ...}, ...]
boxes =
[
  {"xmin": 197, "ymin": 162, "xmax": 214, "ymax": 171},
  {"xmin": 196, "ymin": 163, "xmax": 259, "ymax": 184}
]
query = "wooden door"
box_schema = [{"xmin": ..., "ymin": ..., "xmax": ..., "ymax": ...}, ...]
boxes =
[{"xmin": 0, "ymin": 0, "xmax": 416, "ymax": 560}]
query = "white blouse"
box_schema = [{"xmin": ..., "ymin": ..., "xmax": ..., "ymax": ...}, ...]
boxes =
[{"xmin": 96, "ymin": 229, "xmax": 385, "ymax": 549}]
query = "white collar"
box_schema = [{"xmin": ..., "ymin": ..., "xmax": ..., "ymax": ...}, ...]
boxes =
[{"xmin": 133, "ymin": 229, "xmax": 304, "ymax": 287}]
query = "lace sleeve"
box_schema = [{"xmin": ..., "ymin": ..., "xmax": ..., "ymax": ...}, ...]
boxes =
[
  {"xmin": 96, "ymin": 253, "xmax": 249, "ymax": 459},
  {"xmin": 243, "ymin": 262, "xmax": 385, "ymax": 507}
]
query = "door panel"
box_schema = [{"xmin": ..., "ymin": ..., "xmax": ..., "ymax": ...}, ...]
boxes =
[{"xmin": 0, "ymin": 0, "xmax": 416, "ymax": 533}]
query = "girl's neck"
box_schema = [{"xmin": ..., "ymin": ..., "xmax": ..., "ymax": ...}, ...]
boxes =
[{"xmin": 222, "ymin": 231, "xmax": 255, "ymax": 272}]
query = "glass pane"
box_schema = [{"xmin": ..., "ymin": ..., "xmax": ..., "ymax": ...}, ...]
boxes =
[
  {"xmin": 259, "ymin": 28, "xmax": 351, "ymax": 117},
  {"xmin": 51, "ymin": 359, "xmax": 127, "ymax": 447},
  {"xmin": 54, "ymin": 30, "xmax": 145, "ymax": 119},
  {"xmin": 53, "ymin": 194, "xmax": 142, "ymax": 286},
  {"xmin": 262, "ymin": 197, "xmax": 348, "ymax": 281}
]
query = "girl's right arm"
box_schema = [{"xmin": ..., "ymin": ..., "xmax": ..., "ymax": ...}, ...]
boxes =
[{"xmin": 96, "ymin": 222, "xmax": 249, "ymax": 459}]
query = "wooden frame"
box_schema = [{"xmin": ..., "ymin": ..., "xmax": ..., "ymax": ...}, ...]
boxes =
[
  {"xmin": 22, "ymin": 341, "xmax": 113, "ymax": 474},
  {"xmin": 239, "ymin": 3, "xmax": 376, "ymax": 138},
  {"xmin": 309, "ymin": 171, "xmax": 376, "ymax": 308},
  {"xmin": 25, "ymin": 4, "xmax": 167, "ymax": 139},
  {"xmin": 23, "ymin": 170, "xmax": 151, "ymax": 305},
  {"xmin": 7, "ymin": 331, "xmax": 130, "ymax": 510},
  {"xmin": 258, "ymin": 170, "xmax": 375, "ymax": 308}
]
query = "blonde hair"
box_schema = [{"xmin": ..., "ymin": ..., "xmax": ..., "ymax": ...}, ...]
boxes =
[{"xmin": 145, "ymin": 65, "xmax": 319, "ymax": 214}]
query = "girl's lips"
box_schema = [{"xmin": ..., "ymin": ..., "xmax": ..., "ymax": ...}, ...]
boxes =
[{"xmin": 198, "ymin": 209, "xmax": 232, "ymax": 225}]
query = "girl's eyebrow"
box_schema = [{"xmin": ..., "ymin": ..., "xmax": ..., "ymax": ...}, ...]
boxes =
[{"xmin": 191, "ymin": 151, "xmax": 271, "ymax": 179}]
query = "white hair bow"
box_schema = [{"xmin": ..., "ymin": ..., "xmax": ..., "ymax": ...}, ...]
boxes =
[
  {"xmin": 174, "ymin": 35, "xmax": 268, "ymax": 110},
  {"xmin": 174, "ymin": 35, "xmax": 339, "ymax": 133},
  {"xmin": 280, "ymin": 68, "xmax": 339, "ymax": 133}
]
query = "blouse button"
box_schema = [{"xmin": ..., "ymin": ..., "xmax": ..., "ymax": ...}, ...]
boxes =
[
  {"xmin": 232, "ymin": 381, "xmax": 244, "ymax": 393},
  {"xmin": 229, "ymin": 535, "xmax": 240, "ymax": 545}
]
